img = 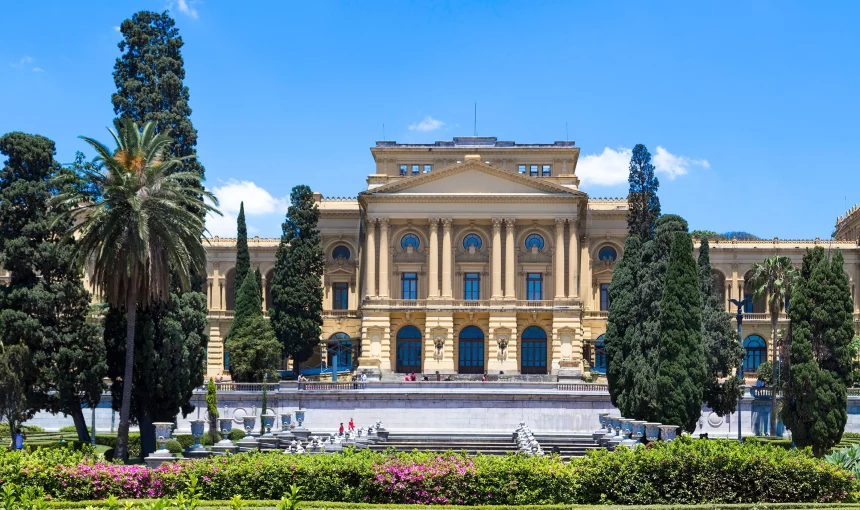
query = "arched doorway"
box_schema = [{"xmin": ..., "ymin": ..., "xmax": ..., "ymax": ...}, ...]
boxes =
[
  {"xmin": 743, "ymin": 335, "xmax": 766, "ymax": 373},
  {"xmin": 395, "ymin": 326, "xmax": 422, "ymax": 373},
  {"xmin": 327, "ymin": 332, "xmax": 355, "ymax": 371},
  {"xmin": 520, "ymin": 326, "xmax": 548, "ymax": 374},
  {"xmin": 593, "ymin": 334, "xmax": 607, "ymax": 374},
  {"xmin": 458, "ymin": 326, "xmax": 485, "ymax": 374}
]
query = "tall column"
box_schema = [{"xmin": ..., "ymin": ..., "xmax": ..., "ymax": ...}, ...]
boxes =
[
  {"xmin": 260, "ymin": 274, "xmax": 267, "ymax": 311},
  {"xmin": 554, "ymin": 218, "xmax": 566, "ymax": 300},
  {"xmin": 365, "ymin": 218, "xmax": 377, "ymax": 298},
  {"xmin": 378, "ymin": 218, "xmax": 390, "ymax": 298},
  {"xmin": 725, "ymin": 281, "xmax": 732, "ymax": 312},
  {"xmin": 504, "ymin": 218, "xmax": 516, "ymax": 299},
  {"xmin": 441, "ymin": 218, "xmax": 453, "ymax": 298},
  {"xmin": 579, "ymin": 238, "xmax": 592, "ymax": 309},
  {"xmin": 491, "ymin": 218, "xmax": 503, "ymax": 299},
  {"xmin": 567, "ymin": 220, "xmax": 579, "ymax": 298},
  {"xmin": 737, "ymin": 278, "xmax": 745, "ymax": 309},
  {"xmin": 428, "ymin": 218, "xmax": 439, "ymax": 298},
  {"xmin": 219, "ymin": 278, "xmax": 226, "ymax": 311}
]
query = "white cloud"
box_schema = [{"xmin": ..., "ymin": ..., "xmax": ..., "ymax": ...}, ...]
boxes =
[
  {"xmin": 31, "ymin": 67, "xmax": 43, "ymax": 73},
  {"xmin": 176, "ymin": 0, "xmax": 199, "ymax": 19},
  {"xmin": 652, "ymin": 145, "xmax": 710, "ymax": 179},
  {"xmin": 113, "ymin": 26, "xmax": 121, "ymax": 32},
  {"xmin": 204, "ymin": 180, "xmax": 288, "ymax": 237},
  {"xmin": 408, "ymin": 116, "xmax": 445, "ymax": 132},
  {"xmin": 10, "ymin": 56, "xmax": 32, "ymax": 68},
  {"xmin": 577, "ymin": 146, "xmax": 709, "ymax": 186}
]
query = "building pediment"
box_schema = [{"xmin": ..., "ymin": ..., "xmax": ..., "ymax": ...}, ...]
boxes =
[{"xmin": 362, "ymin": 160, "xmax": 585, "ymax": 198}]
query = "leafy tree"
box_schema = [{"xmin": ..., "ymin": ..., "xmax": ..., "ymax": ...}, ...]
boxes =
[
  {"xmin": 0, "ymin": 341, "xmax": 28, "ymax": 445},
  {"xmin": 697, "ymin": 238, "xmax": 745, "ymax": 416},
  {"xmin": 656, "ymin": 232, "xmax": 706, "ymax": 432},
  {"xmin": 52, "ymin": 119, "xmax": 216, "ymax": 460},
  {"xmin": 255, "ymin": 267, "xmax": 263, "ymax": 306},
  {"xmin": 227, "ymin": 271, "xmax": 281, "ymax": 382},
  {"xmin": 206, "ymin": 378, "xmax": 219, "ymax": 444},
  {"xmin": 748, "ymin": 255, "xmax": 796, "ymax": 435},
  {"xmin": 625, "ymin": 214, "xmax": 689, "ymax": 421},
  {"xmin": 270, "ymin": 185, "xmax": 324, "ymax": 375},
  {"xmin": 112, "ymin": 11, "xmax": 205, "ymax": 183},
  {"xmin": 234, "ymin": 202, "xmax": 250, "ymax": 303},
  {"xmin": 723, "ymin": 231, "xmax": 761, "ymax": 241},
  {"xmin": 691, "ymin": 230, "xmax": 725, "ymax": 241},
  {"xmin": 0, "ymin": 133, "xmax": 106, "ymax": 443},
  {"xmin": 627, "ymin": 144, "xmax": 661, "ymax": 241},
  {"xmin": 605, "ymin": 236, "xmax": 642, "ymax": 409},
  {"xmin": 782, "ymin": 248, "xmax": 854, "ymax": 456}
]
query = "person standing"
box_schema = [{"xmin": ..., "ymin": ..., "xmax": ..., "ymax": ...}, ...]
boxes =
[
  {"xmin": 348, "ymin": 418, "xmax": 355, "ymax": 432},
  {"xmin": 339, "ymin": 422, "xmax": 345, "ymax": 436}
]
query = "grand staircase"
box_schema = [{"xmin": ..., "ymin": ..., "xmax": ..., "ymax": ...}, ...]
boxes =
[{"xmin": 366, "ymin": 431, "xmax": 601, "ymax": 459}]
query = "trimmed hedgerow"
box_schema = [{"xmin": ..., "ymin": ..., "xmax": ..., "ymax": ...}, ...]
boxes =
[{"xmin": 0, "ymin": 438, "xmax": 855, "ymax": 504}]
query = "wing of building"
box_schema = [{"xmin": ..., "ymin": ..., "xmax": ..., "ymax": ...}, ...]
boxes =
[{"xmin": 195, "ymin": 137, "xmax": 860, "ymax": 380}]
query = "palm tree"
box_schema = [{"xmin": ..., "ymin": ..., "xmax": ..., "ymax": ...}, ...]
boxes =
[
  {"xmin": 748, "ymin": 255, "xmax": 796, "ymax": 436},
  {"xmin": 53, "ymin": 118, "xmax": 219, "ymax": 460}
]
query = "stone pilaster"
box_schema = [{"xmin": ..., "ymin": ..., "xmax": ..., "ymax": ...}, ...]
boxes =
[
  {"xmin": 441, "ymin": 218, "xmax": 453, "ymax": 298},
  {"xmin": 567, "ymin": 220, "xmax": 579, "ymax": 298},
  {"xmin": 365, "ymin": 219, "xmax": 377, "ymax": 298},
  {"xmin": 554, "ymin": 218, "xmax": 566, "ymax": 300},
  {"xmin": 491, "ymin": 218, "xmax": 503, "ymax": 299},
  {"xmin": 428, "ymin": 218, "xmax": 439, "ymax": 298},
  {"xmin": 504, "ymin": 218, "xmax": 516, "ymax": 299},
  {"xmin": 378, "ymin": 218, "xmax": 390, "ymax": 298}
]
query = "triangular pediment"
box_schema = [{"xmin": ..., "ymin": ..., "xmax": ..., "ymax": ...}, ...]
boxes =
[{"xmin": 365, "ymin": 160, "xmax": 583, "ymax": 197}]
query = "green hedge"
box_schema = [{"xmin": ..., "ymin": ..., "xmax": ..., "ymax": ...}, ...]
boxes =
[
  {"xmin": 0, "ymin": 438, "xmax": 855, "ymax": 505},
  {"xmin": 40, "ymin": 503, "xmax": 860, "ymax": 509},
  {"xmin": 95, "ymin": 433, "xmax": 141, "ymax": 457}
]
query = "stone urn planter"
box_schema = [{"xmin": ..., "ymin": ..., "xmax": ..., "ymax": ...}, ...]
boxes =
[
  {"xmin": 644, "ymin": 422, "xmax": 661, "ymax": 442},
  {"xmin": 631, "ymin": 421, "xmax": 646, "ymax": 442},
  {"xmin": 261, "ymin": 412, "xmax": 276, "ymax": 437},
  {"xmin": 593, "ymin": 413, "xmax": 610, "ymax": 442},
  {"xmin": 292, "ymin": 410, "xmax": 311, "ymax": 440},
  {"xmin": 658, "ymin": 424, "xmax": 679, "ymax": 441},
  {"xmin": 211, "ymin": 418, "xmax": 238, "ymax": 455},
  {"xmin": 236, "ymin": 415, "xmax": 259, "ymax": 451},
  {"xmin": 144, "ymin": 422, "xmax": 177, "ymax": 468},
  {"xmin": 184, "ymin": 419, "xmax": 211, "ymax": 459},
  {"xmin": 278, "ymin": 413, "xmax": 295, "ymax": 440}
]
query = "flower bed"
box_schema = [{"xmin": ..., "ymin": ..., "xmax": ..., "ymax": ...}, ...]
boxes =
[{"xmin": 0, "ymin": 438, "xmax": 855, "ymax": 505}]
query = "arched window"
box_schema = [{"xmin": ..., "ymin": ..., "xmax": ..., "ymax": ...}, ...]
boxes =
[
  {"xmin": 396, "ymin": 326, "xmax": 422, "ymax": 373},
  {"xmin": 525, "ymin": 234, "xmax": 545, "ymax": 251},
  {"xmin": 593, "ymin": 334, "xmax": 606, "ymax": 374},
  {"xmin": 458, "ymin": 326, "xmax": 485, "ymax": 374},
  {"xmin": 327, "ymin": 332, "xmax": 354, "ymax": 370},
  {"xmin": 521, "ymin": 326, "xmax": 547, "ymax": 375},
  {"xmin": 463, "ymin": 233, "xmax": 482, "ymax": 250},
  {"xmin": 598, "ymin": 246, "xmax": 617, "ymax": 262},
  {"xmin": 743, "ymin": 335, "xmax": 767, "ymax": 373},
  {"xmin": 401, "ymin": 233, "xmax": 420, "ymax": 250},
  {"xmin": 332, "ymin": 245, "xmax": 351, "ymax": 260}
]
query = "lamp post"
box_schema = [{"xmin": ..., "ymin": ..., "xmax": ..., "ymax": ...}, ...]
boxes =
[{"xmin": 729, "ymin": 297, "xmax": 751, "ymax": 442}]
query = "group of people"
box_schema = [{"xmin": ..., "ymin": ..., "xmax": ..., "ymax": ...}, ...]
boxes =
[{"xmin": 337, "ymin": 418, "xmax": 356, "ymax": 436}]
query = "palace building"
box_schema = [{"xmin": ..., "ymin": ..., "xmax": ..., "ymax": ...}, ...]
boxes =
[{"xmin": 142, "ymin": 137, "xmax": 860, "ymax": 380}]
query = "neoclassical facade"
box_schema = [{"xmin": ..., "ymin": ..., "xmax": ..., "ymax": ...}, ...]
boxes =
[{"xmin": 192, "ymin": 137, "xmax": 860, "ymax": 380}]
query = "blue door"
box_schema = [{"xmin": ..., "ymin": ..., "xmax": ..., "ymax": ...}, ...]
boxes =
[
  {"xmin": 458, "ymin": 326, "xmax": 485, "ymax": 374},
  {"xmin": 521, "ymin": 326, "xmax": 548, "ymax": 374},
  {"xmin": 396, "ymin": 325, "xmax": 422, "ymax": 373}
]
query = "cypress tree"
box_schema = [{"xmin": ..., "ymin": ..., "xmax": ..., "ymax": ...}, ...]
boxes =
[
  {"xmin": 255, "ymin": 267, "xmax": 263, "ymax": 306},
  {"xmin": 605, "ymin": 236, "xmax": 642, "ymax": 409},
  {"xmin": 205, "ymin": 378, "xmax": 219, "ymax": 444},
  {"xmin": 0, "ymin": 133, "xmax": 106, "ymax": 442},
  {"xmin": 234, "ymin": 202, "xmax": 250, "ymax": 303},
  {"xmin": 627, "ymin": 144, "xmax": 661, "ymax": 241},
  {"xmin": 697, "ymin": 238, "xmax": 745, "ymax": 415},
  {"xmin": 226, "ymin": 271, "xmax": 282, "ymax": 382},
  {"xmin": 656, "ymin": 232, "xmax": 706, "ymax": 432},
  {"xmin": 626, "ymin": 214, "xmax": 689, "ymax": 421},
  {"xmin": 270, "ymin": 185, "xmax": 324, "ymax": 375},
  {"xmin": 782, "ymin": 248, "xmax": 854, "ymax": 456}
]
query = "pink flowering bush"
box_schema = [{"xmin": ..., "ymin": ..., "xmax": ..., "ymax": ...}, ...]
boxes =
[{"xmin": 0, "ymin": 438, "xmax": 855, "ymax": 504}]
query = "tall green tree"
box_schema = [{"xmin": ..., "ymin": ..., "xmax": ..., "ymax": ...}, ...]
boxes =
[
  {"xmin": 234, "ymin": 202, "xmax": 250, "ymax": 303},
  {"xmin": 52, "ymin": 119, "xmax": 217, "ymax": 460},
  {"xmin": 627, "ymin": 144, "xmax": 661, "ymax": 241},
  {"xmin": 227, "ymin": 271, "xmax": 281, "ymax": 382},
  {"xmin": 0, "ymin": 133, "xmax": 106, "ymax": 442},
  {"xmin": 656, "ymin": 232, "xmax": 706, "ymax": 432},
  {"xmin": 697, "ymin": 238, "xmax": 745, "ymax": 415},
  {"xmin": 270, "ymin": 185, "xmax": 324, "ymax": 375},
  {"xmin": 782, "ymin": 248, "xmax": 854, "ymax": 456},
  {"xmin": 0, "ymin": 341, "xmax": 28, "ymax": 446},
  {"xmin": 112, "ymin": 11, "xmax": 205, "ymax": 183},
  {"xmin": 205, "ymin": 378, "xmax": 219, "ymax": 444},
  {"xmin": 605, "ymin": 236, "xmax": 642, "ymax": 409},
  {"xmin": 255, "ymin": 267, "xmax": 263, "ymax": 306},
  {"xmin": 748, "ymin": 255, "xmax": 796, "ymax": 435}
]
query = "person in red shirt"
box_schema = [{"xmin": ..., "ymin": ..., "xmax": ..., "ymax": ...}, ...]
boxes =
[
  {"xmin": 339, "ymin": 422, "xmax": 345, "ymax": 436},
  {"xmin": 348, "ymin": 418, "xmax": 355, "ymax": 431}
]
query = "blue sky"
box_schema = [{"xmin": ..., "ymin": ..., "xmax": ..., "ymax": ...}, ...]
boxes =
[{"xmin": 2, "ymin": 1, "xmax": 858, "ymax": 239}]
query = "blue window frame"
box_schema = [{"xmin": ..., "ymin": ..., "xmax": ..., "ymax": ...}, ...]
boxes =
[
  {"xmin": 396, "ymin": 326, "xmax": 422, "ymax": 373},
  {"xmin": 521, "ymin": 326, "xmax": 547, "ymax": 374},
  {"xmin": 529, "ymin": 165, "xmax": 538, "ymax": 176},
  {"xmin": 598, "ymin": 246, "xmax": 617, "ymax": 261},
  {"xmin": 333, "ymin": 282, "xmax": 349, "ymax": 310},
  {"xmin": 593, "ymin": 335, "xmax": 606, "ymax": 373},
  {"xmin": 424, "ymin": 164, "xmax": 433, "ymax": 173},
  {"xmin": 464, "ymin": 273, "xmax": 480, "ymax": 300},
  {"xmin": 224, "ymin": 350, "xmax": 230, "ymax": 370},
  {"xmin": 541, "ymin": 165, "xmax": 551, "ymax": 177},
  {"xmin": 463, "ymin": 233, "xmax": 482, "ymax": 250},
  {"xmin": 600, "ymin": 283, "xmax": 611, "ymax": 311},
  {"xmin": 743, "ymin": 335, "xmax": 766, "ymax": 373},
  {"xmin": 332, "ymin": 245, "xmax": 351, "ymax": 260},
  {"xmin": 411, "ymin": 164, "xmax": 420, "ymax": 176},
  {"xmin": 525, "ymin": 234, "xmax": 544, "ymax": 251},
  {"xmin": 458, "ymin": 326, "xmax": 485, "ymax": 374},
  {"xmin": 526, "ymin": 273, "xmax": 543, "ymax": 301},
  {"xmin": 744, "ymin": 294, "xmax": 754, "ymax": 313},
  {"xmin": 401, "ymin": 233, "xmax": 420, "ymax": 250},
  {"xmin": 401, "ymin": 272, "xmax": 418, "ymax": 300},
  {"xmin": 327, "ymin": 332, "xmax": 353, "ymax": 370},
  {"xmin": 518, "ymin": 164, "xmax": 526, "ymax": 174},
  {"xmin": 399, "ymin": 164, "xmax": 407, "ymax": 177}
]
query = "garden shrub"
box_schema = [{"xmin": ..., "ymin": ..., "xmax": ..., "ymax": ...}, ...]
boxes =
[
  {"xmin": 165, "ymin": 440, "xmax": 183, "ymax": 454},
  {"xmin": 201, "ymin": 432, "xmax": 221, "ymax": 446},
  {"xmin": 58, "ymin": 425, "xmax": 91, "ymax": 435},
  {"xmin": 228, "ymin": 429, "xmax": 246, "ymax": 441},
  {"xmin": 0, "ymin": 438, "xmax": 854, "ymax": 504},
  {"xmin": 174, "ymin": 435, "xmax": 197, "ymax": 450},
  {"xmin": 95, "ymin": 433, "xmax": 141, "ymax": 458}
]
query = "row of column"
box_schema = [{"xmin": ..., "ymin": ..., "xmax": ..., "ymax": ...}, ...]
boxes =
[{"xmin": 364, "ymin": 217, "xmax": 582, "ymax": 301}]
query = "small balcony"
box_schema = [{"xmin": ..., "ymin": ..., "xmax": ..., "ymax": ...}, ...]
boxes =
[
  {"xmin": 322, "ymin": 310, "xmax": 361, "ymax": 319},
  {"xmin": 361, "ymin": 297, "xmax": 578, "ymax": 312}
]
